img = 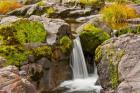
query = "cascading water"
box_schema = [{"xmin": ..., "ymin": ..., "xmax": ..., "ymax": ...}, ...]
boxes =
[
  {"xmin": 60, "ymin": 36, "xmax": 102, "ymax": 93},
  {"xmin": 71, "ymin": 36, "xmax": 88, "ymax": 79}
]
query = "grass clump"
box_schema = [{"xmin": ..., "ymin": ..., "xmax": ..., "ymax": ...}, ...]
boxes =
[
  {"xmin": 0, "ymin": 0, "xmax": 22, "ymax": 14},
  {"xmin": 101, "ymin": 3, "xmax": 138, "ymax": 29}
]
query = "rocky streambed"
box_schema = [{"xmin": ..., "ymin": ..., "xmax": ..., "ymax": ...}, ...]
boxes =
[{"xmin": 1, "ymin": 0, "xmax": 140, "ymax": 93}]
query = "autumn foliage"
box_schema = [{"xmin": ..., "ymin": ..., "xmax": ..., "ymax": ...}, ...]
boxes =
[{"xmin": 0, "ymin": 0, "xmax": 22, "ymax": 14}]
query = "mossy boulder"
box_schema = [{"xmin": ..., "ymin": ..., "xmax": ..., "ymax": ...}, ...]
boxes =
[
  {"xmin": 0, "ymin": 19, "xmax": 46, "ymax": 45},
  {"xmin": 59, "ymin": 36, "xmax": 73, "ymax": 55},
  {"xmin": 95, "ymin": 34, "xmax": 140, "ymax": 92},
  {"xmin": 80, "ymin": 23, "xmax": 110, "ymax": 55},
  {"xmin": 0, "ymin": 19, "xmax": 47, "ymax": 68}
]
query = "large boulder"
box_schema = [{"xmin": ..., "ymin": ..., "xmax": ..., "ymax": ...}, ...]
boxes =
[
  {"xmin": 0, "ymin": 66, "xmax": 36, "ymax": 93},
  {"xmin": 95, "ymin": 34, "xmax": 140, "ymax": 93}
]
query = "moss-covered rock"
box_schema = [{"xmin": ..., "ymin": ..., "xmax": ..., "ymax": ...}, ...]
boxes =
[
  {"xmin": 0, "ymin": 19, "xmax": 47, "ymax": 68},
  {"xmin": 59, "ymin": 36, "xmax": 73, "ymax": 55},
  {"xmin": 32, "ymin": 45, "xmax": 52, "ymax": 60},
  {"xmin": 80, "ymin": 23, "xmax": 110, "ymax": 55},
  {"xmin": 0, "ymin": 19, "xmax": 46, "ymax": 45},
  {"xmin": 0, "ymin": 45, "xmax": 29, "ymax": 68}
]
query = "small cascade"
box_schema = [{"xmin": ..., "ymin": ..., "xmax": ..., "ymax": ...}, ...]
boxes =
[
  {"xmin": 71, "ymin": 36, "xmax": 88, "ymax": 79},
  {"xmin": 60, "ymin": 36, "xmax": 102, "ymax": 93}
]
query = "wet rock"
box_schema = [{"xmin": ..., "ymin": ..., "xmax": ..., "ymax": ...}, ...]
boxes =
[
  {"xmin": 96, "ymin": 34, "xmax": 140, "ymax": 93},
  {"xmin": 0, "ymin": 66, "xmax": 36, "ymax": 93}
]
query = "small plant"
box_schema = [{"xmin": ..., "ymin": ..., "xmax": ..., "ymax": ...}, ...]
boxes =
[
  {"xmin": 59, "ymin": 36, "xmax": 72, "ymax": 54},
  {"xmin": 101, "ymin": 3, "xmax": 138, "ymax": 29},
  {"xmin": 0, "ymin": 0, "xmax": 22, "ymax": 14}
]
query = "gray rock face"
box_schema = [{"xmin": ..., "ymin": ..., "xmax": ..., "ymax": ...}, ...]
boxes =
[
  {"xmin": 0, "ymin": 66, "xmax": 37, "ymax": 93},
  {"xmin": 42, "ymin": 17, "xmax": 71, "ymax": 45},
  {"xmin": 96, "ymin": 34, "xmax": 140, "ymax": 93}
]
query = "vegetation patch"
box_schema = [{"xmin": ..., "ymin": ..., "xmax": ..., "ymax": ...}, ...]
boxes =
[
  {"xmin": 32, "ymin": 46, "xmax": 52, "ymax": 60},
  {"xmin": 101, "ymin": 3, "xmax": 138, "ymax": 29},
  {"xmin": 59, "ymin": 36, "xmax": 73, "ymax": 54},
  {"xmin": 0, "ymin": 19, "xmax": 47, "ymax": 45},
  {"xmin": 0, "ymin": 45, "xmax": 29, "ymax": 68},
  {"xmin": 115, "ymin": 25, "xmax": 140, "ymax": 36},
  {"xmin": 80, "ymin": 23, "xmax": 110, "ymax": 55}
]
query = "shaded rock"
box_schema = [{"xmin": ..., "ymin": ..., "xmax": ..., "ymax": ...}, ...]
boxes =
[
  {"xmin": 96, "ymin": 34, "xmax": 140, "ymax": 92},
  {"xmin": 0, "ymin": 66, "xmax": 36, "ymax": 93}
]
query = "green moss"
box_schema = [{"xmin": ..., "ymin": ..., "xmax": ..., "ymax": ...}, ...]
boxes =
[
  {"xmin": 14, "ymin": 19, "xmax": 46, "ymax": 44},
  {"xmin": 33, "ymin": 46, "xmax": 52, "ymax": 59},
  {"xmin": 0, "ymin": 19, "xmax": 47, "ymax": 45},
  {"xmin": 0, "ymin": 45, "xmax": 29, "ymax": 68},
  {"xmin": 80, "ymin": 23, "xmax": 110, "ymax": 54},
  {"xmin": 95, "ymin": 45, "xmax": 102, "ymax": 63},
  {"xmin": 59, "ymin": 36, "xmax": 73, "ymax": 54},
  {"xmin": 106, "ymin": 45, "xmax": 125, "ymax": 88},
  {"xmin": 0, "ymin": 19, "xmax": 47, "ymax": 68},
  {"xmin": 46, "ymin": 7, "xmax": 56, "ymax": 17}
]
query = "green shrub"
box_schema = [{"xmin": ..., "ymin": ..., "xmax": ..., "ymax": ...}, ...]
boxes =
[
  {"xmin": 59, "ymin": 36, "xmax": 72, "ymax": 54},
  {"xmin": 80, "ymin": 23, "xmax": 110, "ymax": 54}
]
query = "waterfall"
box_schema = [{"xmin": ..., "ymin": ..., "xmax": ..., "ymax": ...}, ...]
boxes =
[
  {"xmin": 60, "ymin": 36, "xmax": 102, "ymax": 93},
  {"xmin": 71, "ymin": 36, "xmax": 88, "ymax": 79}
]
